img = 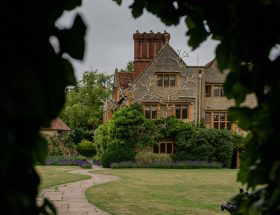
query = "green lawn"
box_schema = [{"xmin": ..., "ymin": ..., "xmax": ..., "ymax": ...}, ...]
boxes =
[
  {"xmin": 36, "ymin": 166, "xmax": 90, "ymax": 191},
  {"xmin": 86, "ymin": 169, "xmax": 240, "ymax": 215}
]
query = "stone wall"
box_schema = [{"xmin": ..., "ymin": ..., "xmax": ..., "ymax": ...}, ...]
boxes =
[{"xmin": 130, "ymin": 44, "xmax": 202, "ymax": 123}]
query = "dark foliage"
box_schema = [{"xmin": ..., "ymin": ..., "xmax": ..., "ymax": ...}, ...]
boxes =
[
  {"xmin": 101, "ymin": 144, "xmax": 135, "ymax": 168},
  {"xmin": 65, "ymin": 127, "xmax": 94, "ymax": 144},
  {"xmin": 174, "ymin": 128, "xmax": 233, "ymax": 167},
  {"xmin": 2, "ymin": 0, "xmax": 86, "ymax": 214}
]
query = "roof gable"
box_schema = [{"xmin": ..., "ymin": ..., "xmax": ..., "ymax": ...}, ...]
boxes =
[
  {"xmin": 130, "ymin": 44, "xmax": 189, "ymax": 86},
  {"xmin": 45, "ymin": 118, "xmax": 71, "ymax": 131}
]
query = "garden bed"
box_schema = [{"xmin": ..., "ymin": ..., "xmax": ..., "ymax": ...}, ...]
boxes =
[
  {"xmin": 110, "ymin": 160, "xmax": 222, "ymax": 169},
  {"xmin": 46, "ymin": 156, "xmax": 92, "ymax": 169}
]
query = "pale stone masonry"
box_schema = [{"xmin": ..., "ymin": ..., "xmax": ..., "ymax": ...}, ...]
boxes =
[
  {"xmin": 103, "ymin": 31, "xmax": 257, "ymax": 168},
  {"xmin": 104, "ymin": 31, "xmax": 256, "ymax": 132}
]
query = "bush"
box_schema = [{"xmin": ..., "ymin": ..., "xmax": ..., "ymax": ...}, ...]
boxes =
[
  {"xmin": 232, "ymin": 133, "xmax": 245, "ymax": 150},
  {"xmin": 135, "ymin": 152, "xmax": 172, "ymax": 164},
  {"xmin": 110, "ymin": 160, "xmax": 222, "ymax": 169},
  {"xmin": 95, "ymin": 103, "xmax": 151, "ymax": 167},
  {"xmin": 45, "ymin": 155, "xmax": 91, "ymax": 168},
  {"xmin": 77, "ymin": 139, "xmax": 96, "ymax": 157},
  {"xmin": 101, "ymin": 144, "xmax": 135, "ymax": 168},
  {"xmin": 92, "ymin": 155, "xmax": 102, "ymax": 165},
  {"xmin": 173, "ymin": 128, "xmax": 233, "ymax": 167},
  {"xmin": 65, "ymin": 127, "xmax": 94, "ymax": 144},
  {"xmin": 46, "ymin": 135, "xmax": 77, "ymax": 156}
]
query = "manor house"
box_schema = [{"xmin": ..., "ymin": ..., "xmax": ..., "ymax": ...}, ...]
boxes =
[{"xmin": 104, "ymin": 31, "xmax": 256, "ymax": 138}]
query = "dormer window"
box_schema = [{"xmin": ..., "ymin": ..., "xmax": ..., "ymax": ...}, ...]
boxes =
[{"xmin": 157, "ymin": 73, "xmax": 176, "ymax": 87}]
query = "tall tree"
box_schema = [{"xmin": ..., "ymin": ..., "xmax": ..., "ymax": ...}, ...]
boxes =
[
  {"xmin": 112, "ymin": 0, "xmax": 280, "ymax": 214},
  {"xmin": 62, "ymin": 70, "xmax": 112, "ymax": 131}
]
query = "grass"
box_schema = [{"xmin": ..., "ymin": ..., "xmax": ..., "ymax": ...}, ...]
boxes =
[
  {"xmin": 86, "ymin": 168, "xmax": 240, "ymax": 215},
  {"xmin": 36, "ymin": 166, "xmax": 91, "ymax": 191}
]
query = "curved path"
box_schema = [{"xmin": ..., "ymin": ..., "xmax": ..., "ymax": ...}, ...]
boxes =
[{"xmin": 38, "ymin": 168, "xmax": 119, "ymax": 215}]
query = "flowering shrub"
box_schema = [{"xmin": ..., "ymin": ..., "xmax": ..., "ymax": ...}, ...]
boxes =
[
  {"xmin": 110, "ymin": 160, "xmax": 222, "ymax": 169},
  {"xmin": 46, "ymin": 156, "xmax": 92, "ymax": 169}
]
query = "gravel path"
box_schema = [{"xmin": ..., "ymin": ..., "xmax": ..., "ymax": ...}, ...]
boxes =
[{"xmin": 38, "ymin": 168, "xmax": 118, "ymax": 215}]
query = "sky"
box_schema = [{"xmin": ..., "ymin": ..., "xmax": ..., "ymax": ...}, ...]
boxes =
[{"xmin": 57, "ymin": 0, "xmax": 219, "ymax": 80}]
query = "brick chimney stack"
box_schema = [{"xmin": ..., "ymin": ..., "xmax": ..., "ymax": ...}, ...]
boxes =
[{"xmin": 133, "ymin": 30, "xmax": 170, "ymax": 79}]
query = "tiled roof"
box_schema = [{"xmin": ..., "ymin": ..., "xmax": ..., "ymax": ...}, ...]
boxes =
[{"xmin": 43, "ymin": 117, "xmax": 71, "ymax": 131}]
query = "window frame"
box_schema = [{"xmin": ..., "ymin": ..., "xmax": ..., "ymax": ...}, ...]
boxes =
[
  {"xmin": 175, "ymin": 104, "xmax": 188, "ymax": 120},
  {"xmin": 144, "ymin": 104, "xmax": 158, "ymax": 120},
  {"xmin": 205, "ymin": 111, "xmax": 231, "ymax": 130},
  {"xmin": 157, "ymin": 73, "xmax": 177, "ymax": 87},
  {"xmin": 205, "ymin": 85, "xmax": 212, "ymax": 97},
  {"xmin": 205, "ymin": 84, "xmax": 224, "ymax": 97},
  {"xmin": 153, "ymin": 142, "xmax": 175, "ymax": 154}
]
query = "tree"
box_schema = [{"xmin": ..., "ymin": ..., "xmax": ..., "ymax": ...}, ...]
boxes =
[
  {"xmin": 61, "ymin": 70, "xmax": 112, "ymax": 144},
  {"xmin": 2, "ymin": 0, "xmax": 86, "ymax": 214},
  {"xmin": 62, "ymin": 70, "xmax": 112, "ymax": 130},
  {"xmin": 95, "ymin": 103, "xmax": 151, "ymax": 167},
  {"xmin": 112, "ymin": 0, "xmax": 280, "ymax": 214},
  {"xmin": 119, "ymin": 60, "xmax": 134, "ymax": 72},
  {"xmin": 125, "ymin": 60, "xmax": 134, "ymax": 72}
]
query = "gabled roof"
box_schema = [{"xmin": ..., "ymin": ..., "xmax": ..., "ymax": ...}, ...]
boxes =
[
  {"xmin": 205, "ymin": 58, "xmax": 216, "ymax": 68},
  {"xmin": 129, "ymin": 43, "xmax": 190, "ymax": 87},
  {"xmin": 42, "ymin": 117, "xmax": 71, "ymax": 131}
]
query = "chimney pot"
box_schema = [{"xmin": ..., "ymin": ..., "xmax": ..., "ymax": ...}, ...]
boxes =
[{"xmin": 133, "ymin": 31, "xmax": 170, "ymax": 79}]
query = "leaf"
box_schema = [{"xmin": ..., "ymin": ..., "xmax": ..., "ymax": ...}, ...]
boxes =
[
  {"xmin": 33, "ymin": 135, "xmax": 48, "ymax": 164},
  {"xmin": 112, "ymin": 0, "xmax": 122, "ymax": 5},
  {"xmin": 56, "ymin": 14, "xmax": 87, "ymax": 60},
  {"xmin": 62, "ymin": 58, "xmax": 76, "ymax": 86},
  {"xmin": 185, "ymin": 17, "xmax": 209, "ymax": 50},
  {"xmin": 216, "ymin": 42, "xmax": 230, "ymax": 71},
  {"xmin": 64, "ymin": 0, "xmax": 83, "ymax": 11},
  {"xmin": 232, "ymin": 82, "xmax": 247, "ymax": 105},
  {"xmin": 129, "ymin": 1, "xmax": 145, "ymax": 18},
  {"xmin": 228, "ymin": 107, "xmax": 252, "ymax": 130}
]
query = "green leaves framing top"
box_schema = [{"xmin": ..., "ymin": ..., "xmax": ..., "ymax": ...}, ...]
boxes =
[{"xmin": 54, "ymin": 14, "xmax": 87, "ymax": 60}]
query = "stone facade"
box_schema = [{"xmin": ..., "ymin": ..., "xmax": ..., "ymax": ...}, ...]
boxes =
[
  {"xmin": 104, "ymin": 31, "xmax": 257, "ymax": 134},
  {"xmin": 103, "ymin": 31, "xmax": 258, "ymax": 168}
]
